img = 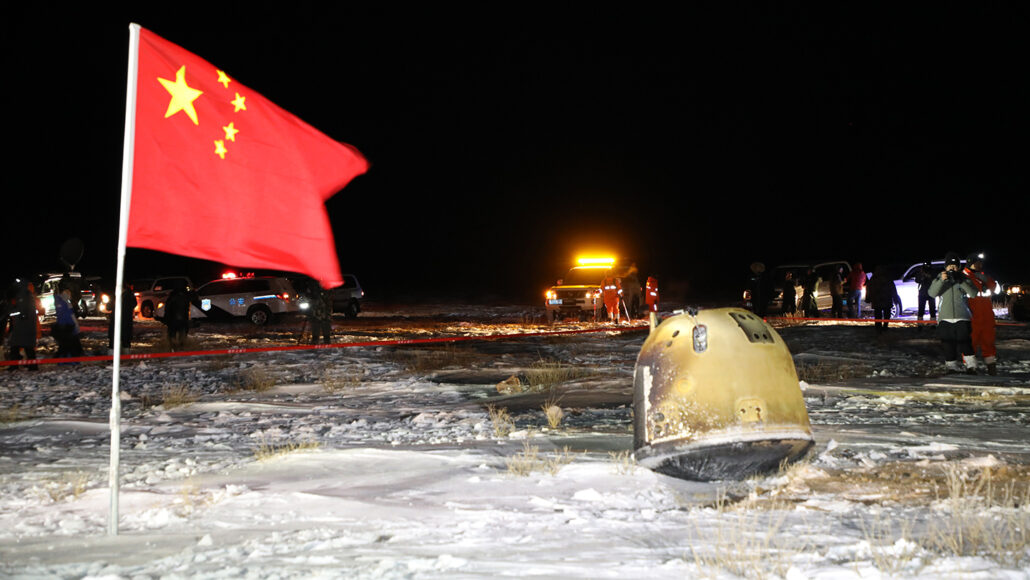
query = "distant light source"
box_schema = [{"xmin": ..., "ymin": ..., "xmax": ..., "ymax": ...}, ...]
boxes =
[
  {"xmin": 222, "ymin": 272, "xmax": 238, "ymax": 279},
  {"xmin": 576, "ymin": 256, "xmax": 616, "ymax": 267}
]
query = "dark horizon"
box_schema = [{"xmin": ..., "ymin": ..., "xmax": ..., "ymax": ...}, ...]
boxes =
[{"xmin": 4, "ymin": 5, "xmax": 1027, "ymax": 305}]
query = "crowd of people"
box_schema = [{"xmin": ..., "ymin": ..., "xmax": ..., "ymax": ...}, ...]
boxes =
[{"xmin": 746, "ymin": 252, "xmax": 1001, "ymax": 375}]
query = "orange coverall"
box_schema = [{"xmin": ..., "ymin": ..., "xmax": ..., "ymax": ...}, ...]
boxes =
[
  {"xmin": 602, "ymin": 276, "xmax": 621, "ymax": 321},
  {"xmin": 645, "ymin": 276, "xmax": 659, "ymax": 313},
  {"xmin": 964, "ymin": 268, "xmax": 997, "ymax": 363}
]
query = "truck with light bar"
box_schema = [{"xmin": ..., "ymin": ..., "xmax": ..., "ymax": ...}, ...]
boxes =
[{"xmin": 544, "ymin": 257, "xmax": 642, "ymax": 322}]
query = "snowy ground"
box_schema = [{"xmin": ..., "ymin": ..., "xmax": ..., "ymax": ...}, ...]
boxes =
[{"xmin": 1, "ymin": 303, "xmax": 1028, "ymax": 579}]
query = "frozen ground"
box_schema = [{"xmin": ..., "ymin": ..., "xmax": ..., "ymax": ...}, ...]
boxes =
[{"xmin": 1, "ymin": 303, "xmax": 1028, "ymax": 579}]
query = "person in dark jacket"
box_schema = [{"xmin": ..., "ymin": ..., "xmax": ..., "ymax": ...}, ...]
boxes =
[
  {"xmin": 865, "ymin": 266, "xmax": 900, "ymax": 333},
  {"xmin": 5, "ymin": 281, "xmax": 41, "ymax": 370},
  {"xmin": 307, "ymin": 282, "xmax": 333, "ymax": 345},
  {"xmin": 829, "ymin": 266, "xmax": 845, "ymax": 319},
  {"xmin": 928, "ymin": 252, "xmax": 978, "ymax": 374},
  {"xmin": 915, "ymin": 262, "xmax": 937, "ymax": 325},
  {"xmin": 800, "ymin": 268, "xmax": 820, "ymax": 317},
  {"xmin": 746, "ymin": 262, "xmax": 769, "ymax": 317},
  {"xmin": 107, "ymin": 284, "xmax": 136, "ymax": 354},
  {"xmin": 781, "ymin": 271, "xmax": 797, "ymax": 314},
  {"xmin": 53, "ymin": 287, "xmax": 83, "ymax": 358},
  {"xmin": 162, "ymin": 286, "xmax": 191, "ymax": 351}
]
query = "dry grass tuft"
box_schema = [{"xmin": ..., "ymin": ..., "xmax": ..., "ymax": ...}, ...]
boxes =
[
  {"xmin": 505, "ymin": 441, "xmax": 575, "ymax": 476},
  {"xmin": 161, "ymin": 383, "xmax": 197, "ymax": 409},
  {"xmin": 254, "ymin": 436, "xmax": 321, "ymax": 461},
  {"xmin": 232, "ymin": 367, "xmax": 276, "ymax": 392},
  {"xmin": 486, "ymin": 405, "xmax": 516, "ymax": 437},
  {"xmin": 795, "ymin": 360, "xmax": 871, "ymax": 382},
  {"xmin": 34, "ymin": 471, "xmax": 91, "ymax": 503},
  {"xmin": 321, "ymin": 367, "xmax": 362, "ymax": 392},
  {"xmin": 608, "ymin": 450, "xmax": 637, "ymax": 475}
]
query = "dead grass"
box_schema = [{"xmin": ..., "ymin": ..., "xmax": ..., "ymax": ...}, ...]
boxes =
[
  {"xmin": 505, "ymin": 440, "xmax": 575, "ymax": 476},
  {"xmin": 33, "ymin": 471, "xmax": 91, "ymax": 503},
  {"xmin": 486, "ymin": 405, "xmax": 516, "ymax": 437},
  {"xmin": 383, "ymin": 345, "xmax": 480, "ymax": 373},
  {"xmin": 794, "ymin": 360, "xmax": 872, "ymax": 382},
  {"xmin": 160, "ymin": 383, "xmax": 197, "ymax": 409},
  {"xmin": 231, "ymin": 367, "xmax": 276, "ymax": 392},
  {"xmin": 253, "ymin": 436, "xmax": 321, "ymax": 461},
  {"xmin": 320, "ymin": 367, "xmax": 362, "ymax": 392}
]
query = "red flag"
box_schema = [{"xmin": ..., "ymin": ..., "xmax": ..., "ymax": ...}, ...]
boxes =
[{"xmin": 128, "ymin": 27, "xmax": 367, "ymax": 287}]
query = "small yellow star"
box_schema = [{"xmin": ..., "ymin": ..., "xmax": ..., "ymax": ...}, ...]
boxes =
[
  {"xmin": 231, "ymin": 92, "xmax": 247, "ymax": 113},
  {"xmin": 217, "ymin": 70, "xmax": 231, "ymax": 89},
  {"xmin": 222, "ymin": 121, "xmax": 239, "ymax": 142},
  {"xmin": 158, "ymin": 66, "xmax": 203, "ymax": 125},
  {"xmin": 214, "ymin": 140, "xmax": 227, "ymax": 159}
]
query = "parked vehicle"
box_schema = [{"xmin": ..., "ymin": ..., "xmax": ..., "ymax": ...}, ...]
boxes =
[
  {"xmin": 36, "ymin": 272, "xmax": 101, "ymax": 317},
  {"xmin": 544, "ymin": 257, "xmax": 642, "ymax": 322},
  {"xmin": 764, "ymin": 260, "xmax": 852, "ymax": 314},
  {"xmin": 1007, "ymin": 283, "xmax": 1029, "ymax": 321},
  {"xmin": 131, "ymin": 276, "xmax": 194, "ymax": 318},
  {"xmin": 189, "ymin": 276, "xmax": 301, "ymax": 326},
  {"xmin": 330, "ymin": 274, "xmax": 364, "ymax": 318}
]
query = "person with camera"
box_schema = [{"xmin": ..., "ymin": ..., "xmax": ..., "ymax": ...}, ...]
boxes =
[{"xmin": 928, "ymin": 252, "xmax": 978, "ymax": 374}]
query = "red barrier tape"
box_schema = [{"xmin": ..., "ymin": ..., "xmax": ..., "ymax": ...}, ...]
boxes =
[
  {"xmin": 0, "ymin": 323, "xmax": 650, "ymax": 368},
  {"xmin": 764, "ymin": 316, "xmax": 1026, "ymax": 327}
]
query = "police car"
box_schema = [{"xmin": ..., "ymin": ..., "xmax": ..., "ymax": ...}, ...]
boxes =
[{"xmin": 189, "ymin": 275, "xmax": 301, "ymax": 326}]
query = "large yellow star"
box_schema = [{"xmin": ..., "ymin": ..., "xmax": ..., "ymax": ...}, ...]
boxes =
[{"xmin": 158, "ymin": 66, "xmax": 203, "ymax": 125}]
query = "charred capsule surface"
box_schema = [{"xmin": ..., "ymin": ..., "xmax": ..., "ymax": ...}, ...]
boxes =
[{"xmin": 632, "ymin": 307, "xmax": 813, "ymax": 481}]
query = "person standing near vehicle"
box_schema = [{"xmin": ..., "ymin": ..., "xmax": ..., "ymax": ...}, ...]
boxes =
[
  {"xmin": 602, "ymin": 273, "xmax": 622, "ymax": 324},
  {"xmin": 53, "ymin": 286, "xmax": 83, "ymax": 358},
  {"xmin": 865, "ymin": 266, "xmax": 900, "ymax": 333},
  {"xmin": 781, "ymin": 271, "xmax": 797, "ymax": 315},
  {"xmin": 915, "ymin": 261, "xmax": 937, "ymax": 327},
  {"xmin": 829, "ymin": 265, "xmax": 845, "ymax": 319},
  {"xmin": 745, "ymin": 263, "xmax": 768, "ymax": 317},
  {"xmin": 847, "ymin": 262, "xmax": 867, "ymax": 318},
  {"xmin": 107, "ymin": 284, "xmax": 136, "ymax": 354},
  {"xmin": 800, "ymin": 268, "xmax": 820, "ymax": 317},
  {"xmin": 963, "ymin": 253, "xmax": 998, "ymax": 375},
  {"xmin": 162, "ymin": 286, "xmax": 191, "ymax": 351},
  {"xmin": 645, "ymin": 276, "xmax": 660, "ymax": 314},
  {"xmin": 5, "ymin": 281, "xmax": 42, "ymax": 370},
  {"xmin": 928, "ymin": 252, "xmax": 978, "ymax": 374},
  {"xmin": 307, "ymin": 283, "xmax": 333, "ymax": 345}
]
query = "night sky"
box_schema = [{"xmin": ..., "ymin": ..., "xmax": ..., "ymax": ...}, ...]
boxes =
[{"xmin": 4, "ymin": 5, "xmax": 1027, "ymax": 304}]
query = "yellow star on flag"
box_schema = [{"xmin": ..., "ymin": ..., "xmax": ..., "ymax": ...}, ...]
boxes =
[
  {"xmin": 223, "ymin": 121, "xmax": 239, "ymax": 142},
  {"xmin": 158, "ymin": 66, "xmax": 203, "ymax": 125},
  {"xmin": 217, "ymin": 69, "xmax": 231, "ymax": 89},
  {"xmin": 232, "ymin": 93, "xmax": 247, "ymax": 113},
  {"xmin": 214, "ymin": 140, "xmax": 227, "ymax": 159}
]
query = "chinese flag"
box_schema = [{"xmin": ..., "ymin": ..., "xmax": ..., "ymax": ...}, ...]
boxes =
[{"xmin": 128, "ymin": 26, "xmax": 368, "ymax": 287}]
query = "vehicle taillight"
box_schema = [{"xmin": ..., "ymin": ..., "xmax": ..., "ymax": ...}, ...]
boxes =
[{"xmin": 278, "ymin": 292, "xmax": 290, "ymax": 301}]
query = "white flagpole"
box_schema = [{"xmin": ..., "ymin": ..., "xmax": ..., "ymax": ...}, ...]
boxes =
[{"xmin": 109, "ymin": 22, "xmax": 141, "ymax": 536}]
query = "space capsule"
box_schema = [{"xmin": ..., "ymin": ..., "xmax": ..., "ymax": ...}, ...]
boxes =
[{"xmin": 633, "ymin": 307, "xmax": 813, "ymax": 481}]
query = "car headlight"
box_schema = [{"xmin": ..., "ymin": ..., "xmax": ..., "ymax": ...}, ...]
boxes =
[{"xmin": 545, "ymin": 290, "xmax": 556, "ymax": 300}]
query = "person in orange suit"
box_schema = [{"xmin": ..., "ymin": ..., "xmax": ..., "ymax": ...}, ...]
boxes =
[
  {"xmin": 963, "ymin": 253, "xmax": 998, "ymax": 375},
  {"xmin": 602, "ymin": 274, "xmax": 622, "ymax": 323},
  {"xmin": 645, "ymin": 276, "xmax": 659, "ymax": 313}
]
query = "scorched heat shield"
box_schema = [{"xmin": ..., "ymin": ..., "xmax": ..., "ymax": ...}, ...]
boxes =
[{"xmin": 633, "ymin": 308, "xmax": 814, "ymax": 481}]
